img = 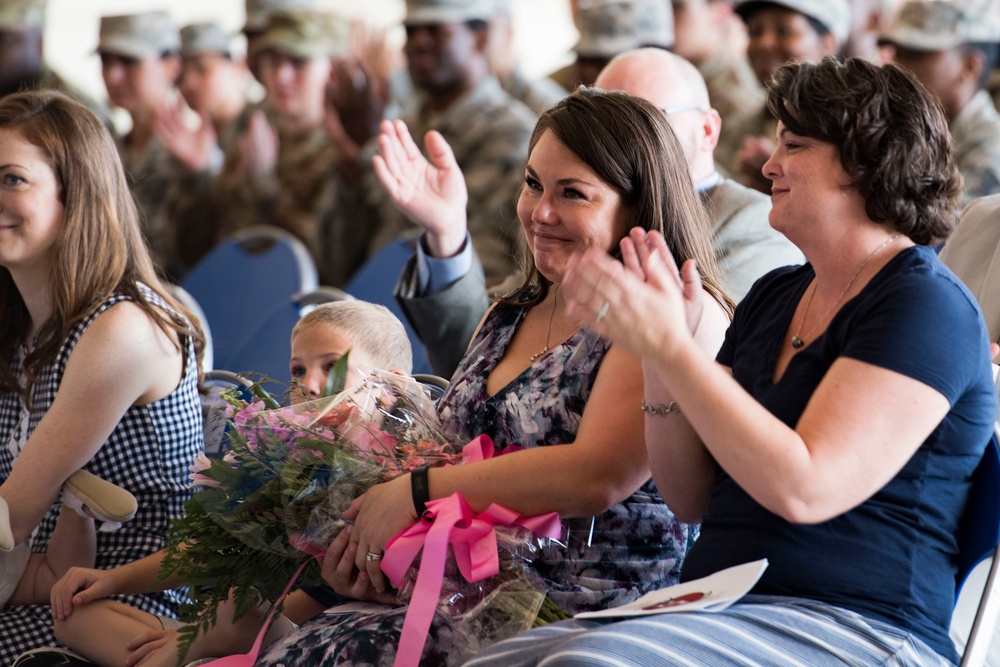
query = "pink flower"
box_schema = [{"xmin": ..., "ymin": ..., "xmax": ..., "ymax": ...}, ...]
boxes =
[{"xmin": 188, "ymin": 452, "xmax": 220, "ymax": 488}]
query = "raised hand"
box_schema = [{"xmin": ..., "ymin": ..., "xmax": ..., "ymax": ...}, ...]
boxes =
[
  {"xmin": 324, "ymin": 58, "xmax": 387, "ymax": 158},
  {"xmin": 238, "ymin": 110, "xmax": 279, "ymax": 183},
  {"xmin": 155, "ymin": 101, "xmax": 221, "ymax": 173},
  {"xmin": 372, "ymin": 119, "xmax": 469, "ymax": 258}
]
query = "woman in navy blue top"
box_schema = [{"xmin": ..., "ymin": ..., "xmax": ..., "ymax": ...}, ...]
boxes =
[{"xmin": 467, "ymin": 57, "xmax": 998, "ymax": 667}]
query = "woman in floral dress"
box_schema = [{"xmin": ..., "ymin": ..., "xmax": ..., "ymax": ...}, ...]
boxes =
[{"xmin": 258, "ymin": 89, "xmax": 734, "ymax": 666}]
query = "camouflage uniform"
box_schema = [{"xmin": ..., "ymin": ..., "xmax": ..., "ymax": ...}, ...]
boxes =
[
  {"xmin": 214, "ymin": 10, "xmax": 347, "ymax": 270},
  {"xmin": 326, "ymin": 75, "xmax": 536, "ymax": 285},
  {"xmin": 715, "ymin": 102, "xmax": 775, "ymax": 182},
  {"xmin": 951, "ymin": 90, "xmax": 1000, "ymax": 203},
  {"xmin": 701, "ymin": 50, "xmax": 764, "ymax": 167},
  {"xmin": 117, "ymin": 137, "xmax": 190, "ymax": 279},
  {"xmin": 879, "ymin": 0, "xmax": 1000, "ymax": 204},
  {"xmin": 97, "ymin": 12, "xmax": 186, "ymax": 278},
  {"xmin": 217, "ymin": 124, "xmax": 339, "ymax": 255},
  {"xmin": 163, "ymin": 24, "xmax": 257, "ymax": 278}
]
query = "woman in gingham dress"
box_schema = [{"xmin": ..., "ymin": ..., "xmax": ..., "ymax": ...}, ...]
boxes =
[{"xmin": 0, "ymin": 90, "xmax": 204, "ymax": 664}]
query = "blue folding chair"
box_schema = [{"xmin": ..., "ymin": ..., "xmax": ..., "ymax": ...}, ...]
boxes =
[
  {"xmin": 181, "ymin": 226, "xmax": 318, "ymax": 373},
  {"xmin": 343, "ymin": 232, "xmax": 432, "ymax": 375},
  {"xmin": 954, "ymin": 426, "xmax": 1000, "ymax": 666}
]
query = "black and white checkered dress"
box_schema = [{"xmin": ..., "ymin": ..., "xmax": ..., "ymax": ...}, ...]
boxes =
[{"xmin": 0, "ymin": 285, "xmax": 204, "ymax": 664}]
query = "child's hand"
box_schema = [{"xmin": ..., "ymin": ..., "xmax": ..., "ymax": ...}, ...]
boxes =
[
  {"xmin": 124, "ymin": 628, "xmax": 180, "ymax": 667},
  {"xmin": 50, "ymin": 566, "xmax": 121, "ymax": 620}
]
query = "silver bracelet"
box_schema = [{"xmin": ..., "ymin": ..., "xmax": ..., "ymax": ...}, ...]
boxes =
[{"xmin": 641, "ymin": 400, "xmax": 681, "ymax": 417}]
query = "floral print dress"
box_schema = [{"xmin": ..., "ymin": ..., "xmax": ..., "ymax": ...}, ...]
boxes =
[{"xmin": 257, "ymin": 299, "xmax": 695, "ymax": 667}]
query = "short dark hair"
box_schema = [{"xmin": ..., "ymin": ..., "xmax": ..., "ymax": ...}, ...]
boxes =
[
  {"xmin": 766, "ymin": 56, "xmax": 961, "ymax": 246},
  {"xmin": 501, "ymin": 87, "xmax": 733, "ymax": 314}
]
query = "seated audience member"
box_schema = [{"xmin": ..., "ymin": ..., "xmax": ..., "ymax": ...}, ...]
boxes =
[
  {"xmin": 468, "ymin": 56, "xmax": 996, "ymax": 667},
  {"xmin": 156, "ymin": 22, "xmax": 255, "ymax": 278},
  {"xmin": 45, "ymin": 301, "xmax": 413, "ymax": 667},
  {"xmin": 879, "ymin": 0, "xmax": 1000, "ymax": 205},
  {"xmin": 0, "ymin": 90, "xmax": 204, "ymax": 664},
  {"xmin": 718, "ymin": 0, "xmax": 850, "ymax": 193},
  {"xmin": 670, "ymin": 0, "xmax": 765, "ymax": 153},
  {"xmin": 215, "ymin": 9, "xmax": 347, "ymax": 259},
  {"xmin": 396, "ymin": 47, "xmax": 802, "ymax": 377},
  {"xmin": 255, "ymin": 88, "xmax": 731, "ymax": 666},
  {"xmin": 323, "ymin": 0, "xmax": 538, "ymax": 285},
  {"xmin": 941, "ymin": 194, "xmax": 1000, "ymax": 343},
  {"xmin": 97, "ymin": 12, "xmax": 188, "ymax": 279}
]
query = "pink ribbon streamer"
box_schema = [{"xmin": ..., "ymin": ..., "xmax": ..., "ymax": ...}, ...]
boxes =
[{"xmin": 382, "ymin": 492, "xmax": 562, "ymax": 667}]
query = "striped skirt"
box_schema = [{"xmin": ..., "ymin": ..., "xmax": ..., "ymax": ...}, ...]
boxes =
[{"xmin": 463, "ymin": 596, "xmax": 955, "ymax": 667}]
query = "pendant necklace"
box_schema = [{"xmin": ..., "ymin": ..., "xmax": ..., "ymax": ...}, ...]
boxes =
[
  {"xmin": 791, "ymin": 234, "xmax": 900, "ymax": 349},
  {"xmin": 530, "ymin": 286, "xmax": 561, "ymax": 363}
]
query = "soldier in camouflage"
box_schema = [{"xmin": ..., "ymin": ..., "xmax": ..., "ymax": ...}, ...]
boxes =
[
  {"xmin": 155, "ymin": 22, "xmax": 255, "ymax": 277},
  {"xmin": 322, "ymin": 0, "xmax": 538, "ymax": 286},
  {"xmin": 719, "ymin": 0, "xmax": 850, "ymax": 193},
  {"xmin": 97, "ymin": 11, "xmax": 186, "ymax": 279},
  {"xmin": 214, "ymin": 10, "xmax": 347, "ymax": 263},
  {"xmin": 880, "ymin": 0, "xmax": 1000, "ymax": 204}
]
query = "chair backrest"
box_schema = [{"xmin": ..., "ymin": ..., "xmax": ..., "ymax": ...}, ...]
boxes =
[
  {"xmin": 955, "ymin": 426, "xmax": 1000, "ymax": 666},
  {"xmin": 343, "ymin": 232, "xmax": 432, "ymax": 375},
  {"xmin": 201, "ymin": 370, "xmax": 255, "ymax": 458},
  {"xmin": 181, "ymin": 226, "xmax": 318, "ymax": 373},
  {"xmin": 413, "ymin": 373, "xmax": 449, "ymax": 403}
]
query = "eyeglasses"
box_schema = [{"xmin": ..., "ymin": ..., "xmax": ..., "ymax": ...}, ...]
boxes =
[{"xmin": 661, "ymin": 104, "xmax": 707, "ymax": 116}]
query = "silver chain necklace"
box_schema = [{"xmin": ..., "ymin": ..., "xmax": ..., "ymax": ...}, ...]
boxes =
[{"xmin": 791, "ymin": 234, "xmax": 900, "ymax": 349}]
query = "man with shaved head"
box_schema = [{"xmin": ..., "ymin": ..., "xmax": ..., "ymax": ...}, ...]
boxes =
[
  {"xmin": 595, "ymin": 48, "xmax": 802, "ymax": 301},
  {"xmin": 396, "ymin": 47, "xmax": 803, "ymax": 376}
]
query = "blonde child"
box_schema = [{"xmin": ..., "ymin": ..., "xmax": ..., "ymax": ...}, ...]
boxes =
[{"xmin": 46, "ymin": 301, "xmax": 413, "ymax": 667}]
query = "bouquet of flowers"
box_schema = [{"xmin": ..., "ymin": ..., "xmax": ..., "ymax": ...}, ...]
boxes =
[
  {"xmin": 160, "ymin": 360, "xmax": 463, "ymax": 649},
  {"xmin": 162, "ymin": 358, "xmax": 569, "ymax": 665}
]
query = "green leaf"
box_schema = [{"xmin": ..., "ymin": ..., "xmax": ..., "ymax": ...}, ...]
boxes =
[{"xmin": 323, "ymin": 350, "xmax": 350, "ymax": 398}]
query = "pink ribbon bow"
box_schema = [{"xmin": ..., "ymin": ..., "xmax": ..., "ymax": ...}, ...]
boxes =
[{"xmin": 382, "ymin": 491, "xmax": 562, "ymax": 667}]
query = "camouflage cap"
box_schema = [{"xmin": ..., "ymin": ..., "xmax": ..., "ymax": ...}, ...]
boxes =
[
  {"xmin": 253, "ymin": 9, "xmax": 349, "ymax": 59},
  {"xmin": 405, "ymin": 0, "xmax": 496, "ymax": 24},
  {"xmin": 97, "ymin": 12, "xmax": 180, "ymax": 59},
  {"xmin": 575, "ymin": 0, "xmax": 674, "ymax": 58},
  {"xmin": 734, "ymin": 0, "xmax": 852, "ymax": 45},
  {"xmin": 243, "ymin": 0, "xmax": 337, "ymax": 33},
  {"xmin": 0, "ymin": 0, "xmax": 46, "ymax": 31},
  {"xmin": 879, "ymin": 0, "xmax": 1000, "ymax": 51},
  {"xmin": 180, "ymin": 23, "xmax": 233, "ymax": 58}
]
